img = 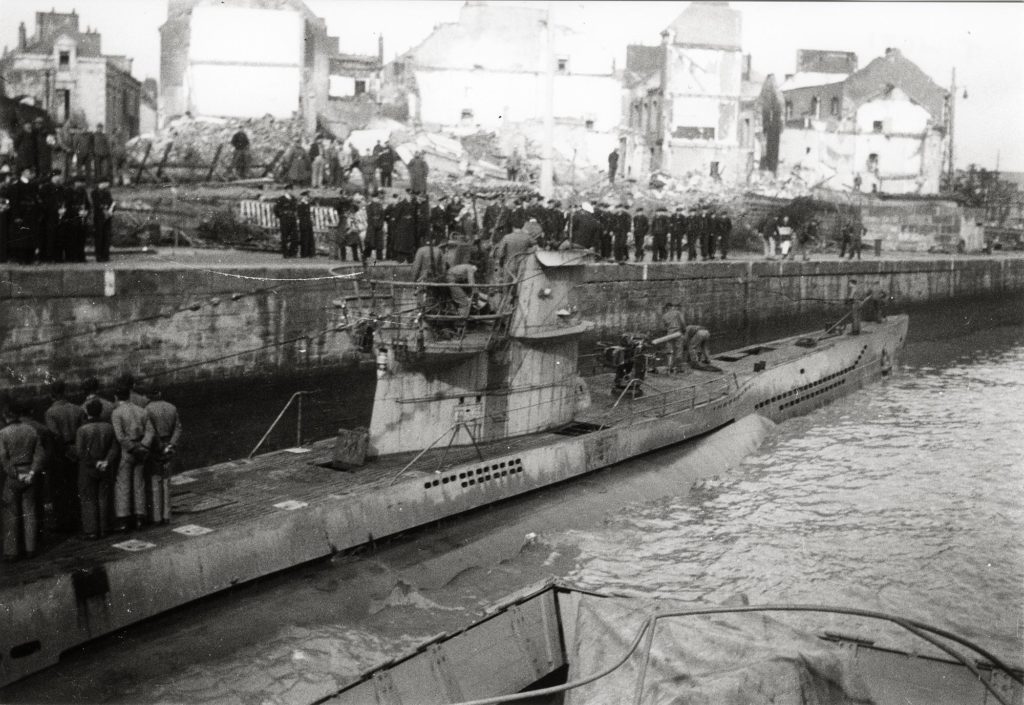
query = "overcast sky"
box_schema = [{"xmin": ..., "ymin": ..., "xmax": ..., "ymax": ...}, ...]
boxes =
[{"xmin": 3, "ymin": 1, "xmax": 1022, "ymax": 171}]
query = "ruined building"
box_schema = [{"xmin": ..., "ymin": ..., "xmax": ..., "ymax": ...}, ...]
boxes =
[
  {"xmin": 779, "ymin": 48, "xmax": 949, "ymax": 194},
  {"xmin": 0, "ymin": 10, "xmax": 142, "ymax": 136},
  {"xmin": 160, "ymin": 0, "xmax": 333, "ymax": 131},
  {"xmin": 621, "ymin": 1, "xmax": 761, "ymax": 185}
]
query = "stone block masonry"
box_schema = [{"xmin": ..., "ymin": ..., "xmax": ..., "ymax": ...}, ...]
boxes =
[{"xmin": 2, "ymin": 256, "xmax": 1023, "ymax": 396}]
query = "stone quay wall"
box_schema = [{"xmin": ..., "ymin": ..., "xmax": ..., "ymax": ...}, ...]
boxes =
[{"xmin": 2, "ymin": 256, "xmax": 1023, "ymax": 394}]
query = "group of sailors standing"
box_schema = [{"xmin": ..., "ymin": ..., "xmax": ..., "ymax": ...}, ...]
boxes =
[
  {"xmin": 1, "ymin": 376, "xmax": 181, "ymax": 562},
  {"xmin": 0, "ymin": 164, "xmax": 115, "ymax": 265}
]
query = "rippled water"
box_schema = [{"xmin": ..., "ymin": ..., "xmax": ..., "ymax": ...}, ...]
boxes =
[
  {"xmin": 565, "ymin": 323, "xmax": 1024, "ymax": 664},
  {"xmin": 5, "ymin": 316, "xmax": 1023, "ymax": 704}
]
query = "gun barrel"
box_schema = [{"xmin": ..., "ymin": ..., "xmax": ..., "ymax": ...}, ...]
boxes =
[{"xmin": 651, "ymin": 330, "xmax": 682, "ymax": 346}]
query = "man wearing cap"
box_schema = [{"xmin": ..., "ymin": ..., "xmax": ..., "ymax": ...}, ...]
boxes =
[
  {"xmin": 76, "ymin": 398, "xmax": 118, "ymax": 538},
  {"xmin": 44, "ymin": 379, "xmax": 86, "ymax": 533},
  {"xmin": 571, "ymin": 202, "xmax": 602, "ymax": 253},
  {"xmin": 365, "ymin": 191, "xmax": 386, "ymax": 261},
  {"xmin": 111, "ymin": 385, "xmax": 155, "ymax": 532},
  {"xmin": 391, "ymin": 192, "xmax": 417, "ymax": 263},
  {"xmin": 547, "ymin": 200, "xmax": 565, "ymax": 244},
  {"xmin": 632, "ymin": 207, "xmax": 649, "ymax": 262},
  {"xmin": 38, "ymin": 169, "xmax": 66, "ymax": 262},
  {"xmin": 1, "ymin": 400, "xmax": 44, "ymax": 560},
  {"xmin": 0, "ymin": 164, "xmax": 13, "ymax": 263},
  {"xmin": 378, "ymin": 142, "xmax": 396, "ymax": 188},
  {"xmin": 669, "ymin": 206, "xmax": 686, "ymax": 262},
  {"xmin": 611, "ymin": 204, "xmax": 631, "ymax": 263},
  {"xmin": 660, "ymin": 302, "xmax": 687, "ymax": 373},
  {"xmin": 144, "ymin": 387, "xmax": 182, "ymax": 525},
  {"xmin": 92, "ymin": 179, "xmax": 115, "ymax": 262},
  {"xmin": 64, "ymin": 174, "xmax": 92, "ymax": 263},
  {"xmin": 297, "ymin": 190, "xmax": 316, "ymax": 258},
  {"xmin": 7, "ymin": 166, "xmax": 40, "ymax": 264},
  {"xmin": 510, "ymin": 198, "xmax": 527, "ymax": 230},
  {"xmin": 650, "ymin": 206, "xmax": 670, "ymax": 263},
  {"xmin": 274, "ymin": 184, "xmax": 299, "ymax": 258},
  {"xmin": 431, "ymin": 196, "xmax": 449, "ymax": 242}
]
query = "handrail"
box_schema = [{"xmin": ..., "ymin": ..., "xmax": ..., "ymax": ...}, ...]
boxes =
[
  {"xmin": 442, "ymin": 602, "xmax": 1021, "ymax": 705},
  {"xmin": 247, "ymin": 390, "xmax": 312, "ymax": 459}
]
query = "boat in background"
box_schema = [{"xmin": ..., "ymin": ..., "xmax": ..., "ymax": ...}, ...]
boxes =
[{"xmin": 322, "ymin": 580, "xmax": 1024, "ymax": 705}]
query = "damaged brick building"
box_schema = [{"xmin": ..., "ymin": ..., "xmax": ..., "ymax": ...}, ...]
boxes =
[
  {"xmin": 620, "ymin": 1, "xmax": 763, "ymax": 185},
  {"xmin": 779, "ymin": 48, "xmax": 950, "ymax": 194},
  {"xmin": 0, "ymin": 10, "xmax": 142, "ymax": 136}
]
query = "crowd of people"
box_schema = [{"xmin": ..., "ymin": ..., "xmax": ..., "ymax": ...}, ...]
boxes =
[
  {"xmin": 230, "ymin": 127, "xmax": 404, "ymax": 193},
  {"xmin": 0, "ymin": 118, "xmax": 119, "ymax": 265},
  {"xmin": 272, "ymin": 183, "xmax": 743, "ymax": 268},
  {"xmin": 0, "ymin": 375, "xmax": 181, "ymax": 562}
]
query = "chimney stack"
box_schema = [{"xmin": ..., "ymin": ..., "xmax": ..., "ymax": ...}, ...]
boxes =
[{"xmin": 18, "ymin": 22, "xmax": 27, "ymax": 51}]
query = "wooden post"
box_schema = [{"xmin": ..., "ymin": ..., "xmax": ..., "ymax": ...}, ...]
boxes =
[
  {"xmin": 155, "ymin": 142, "xmax": 174, "ymax": 181},
  {"xmin": 205, "ymin": 144, "xmax": 223, "ymax": 182},
  {"xmin": 134, "ymin": 141, "xmax": 152, "ymax": 184}
]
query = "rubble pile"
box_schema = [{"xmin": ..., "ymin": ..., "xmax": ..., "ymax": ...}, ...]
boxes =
[{"xmin": 124, "ymin": 115, "xmax": 306, "ymax": 182}]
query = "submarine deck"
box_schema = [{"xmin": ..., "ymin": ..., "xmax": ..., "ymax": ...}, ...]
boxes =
[{"xmin": 0, "ymin": 324, "xmax": 872, "ymax": 591}]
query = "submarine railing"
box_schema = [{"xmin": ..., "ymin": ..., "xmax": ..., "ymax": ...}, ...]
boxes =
[{"xmin": 247, "ymin": 390, "xmax": 312, "ymax": 460}]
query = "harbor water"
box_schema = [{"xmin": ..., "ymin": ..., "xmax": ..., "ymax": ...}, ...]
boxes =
[{"xmin": 2, "ymin": 297, "xmax": 1022, "ymax": 704}]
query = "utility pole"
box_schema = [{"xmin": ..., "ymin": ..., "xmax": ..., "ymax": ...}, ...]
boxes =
[
  {"xmin": 539, "ymin": 2, "xmax": 555, "ymax": 199},
  {"xmin": 946, "ymin": 67, "xmax": 956, "ymax": 187}
]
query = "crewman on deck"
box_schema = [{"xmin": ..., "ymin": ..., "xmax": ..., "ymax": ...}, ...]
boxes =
[
  {"xmin": 684, "ymin": 325, "xmax": 713, "ymax": 367},
  {"xmin": 611, "ymin": 204, "xmax": 631, "ymax": 263},
  {"xmin": 650, "ymin": 207, "xmax": 670, "ymax": 262},
  {"xmin": 445, "ymin": 262, "xmax": 478, "ymax": 317},
  {"xmin": 111, "ymin": 385, "xmax": 155, "ymax": 532},
  {"xmin": 44, "ymin": 380, "xmax": 86, "ymax": 533},
  {"xmin": 145, "ymin": 387, "xmax": 182, "ymax": 525},
  {"xmin": 493, "ymin": 222, "xmax": 539, "ymax": 280},
  {"xmin": 76, "ymin": 399, "xmax": 118, "ymax": 539},
  {"xmin": 411, "ymin": 239, "xmax": 448, "ymax": 283},
  {"xmin": 1, "ymin": 401, "xmax": 43, "ymax": 561},
  {"xmin": 669, "ymin": 206, "xmax": 686, "ymax": 262},
  {"xmin": 660, "ymin": 302, "xmax": 687, "ymax": 373}
]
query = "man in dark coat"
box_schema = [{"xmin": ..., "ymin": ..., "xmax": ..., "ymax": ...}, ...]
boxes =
[
  {"xmin": 33, "ymin": 117, "xmax": 54, "ymax": 177},
  {"xmin": 14, "ymin": 122, "xmax": 37, "ymax": 175},
  {"xmin": 669, "ymin": 206, "xmax": 686, "ymax": 262},
  {"xmin": 571, "ymin": 203, "xmax": 602, "ymax": 252},
  {"xmin": 414, "ymin": 194, "xmax": 431, "ymax": 249},
  {"xmin": 91, "ymin": 179, "xmax": 115, "ymax": 262},
  {"xmin": 93, "ymin": 123, "xmax": 111, "ymax": 182},
  {"xmin": 377, "ymin": 142, "xmax": 396, "ymax": 188},
  {"xmin": 718, "ymin": 211, "xmax": 732, "ymax": 260},
  {"xmin": 231, "ymin": 128, "xmax": 251, "ymax": 179},
  {"xmin": 44, "ymin": 380, "xmax": 86, "ymax": 533},
  {"xmin": 431, "ymin": 196, "xmax": 449, "ymax": 243},
  {"xmin": 0, "ymin": 165, "xmax": 13, "ymax": 263},
  {"xmin": 612, "ymin": 204, "xmax": 631, "ymax": 262},
  {"xmin": 8, "ymin": 166, "xmax": 40, "ymax": 264},
  {"xmin": 297, "ymin": 191, "xmax": 316, "ymax": 258},
  {"xmin": 64, "ymin": 175, "xmax": 91, "ymax": 263},
  {"xmin": 608, "ymin": 148, "xmax": 619, "ymax": 184},
  {"xmin": 273, "ymin": 184, "xmax": 299, "ymax": 258},
  {"xmin": 546, "ymin": 200, "xmax": 565, "ymax": 244},
  {"xmin": 38, "ymin": 169, "xmax": 66, "ymax": 262},
  {"xmin": 685, "ymin": 208, "xmax": 699, "ymax": 261},
  {"xmin": 510, "ymin": 198, "xmax": 527, "ymax": 229},
  {"xmin": 364, "ymin": 191, "xmax": 386, "ymax": 260},
  {"xmin": 390, "ymin": 193, "xmax": 417, "ymax": 263},
  {"xmin": 633, "ymin": 207, "xmax": 649, "ymax": 262},
  {"xmin": 407, "ymin": 151, "xmax": 429, "ymax": 195},
  {"xmin": 650, "ymin": 206, "xmax": 670, "ymax": 262},
  {"xmin": 594, "ymin": 202, "xmax": 612, "ymax": 259},
  {"xmin": 72, "ymin": 127, "xmax": 94, "ymax": 183}
]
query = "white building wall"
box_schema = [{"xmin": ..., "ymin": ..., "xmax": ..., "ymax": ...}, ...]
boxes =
[
  {"xmin": 854, "ymin": 89, "xmax": 931, "ymax": 134},
  {"xmin": 186, "ymin": 5, "xmax": 302, "ymax": 118},
  {"xmin": 413, "ymin": 69, "xmax": 619, "ymax": 131}
]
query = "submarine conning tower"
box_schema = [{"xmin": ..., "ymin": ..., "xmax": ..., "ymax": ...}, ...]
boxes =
[{"xmin": 366, "ymin": 250, "xmax": 595, "ymax": 458}]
